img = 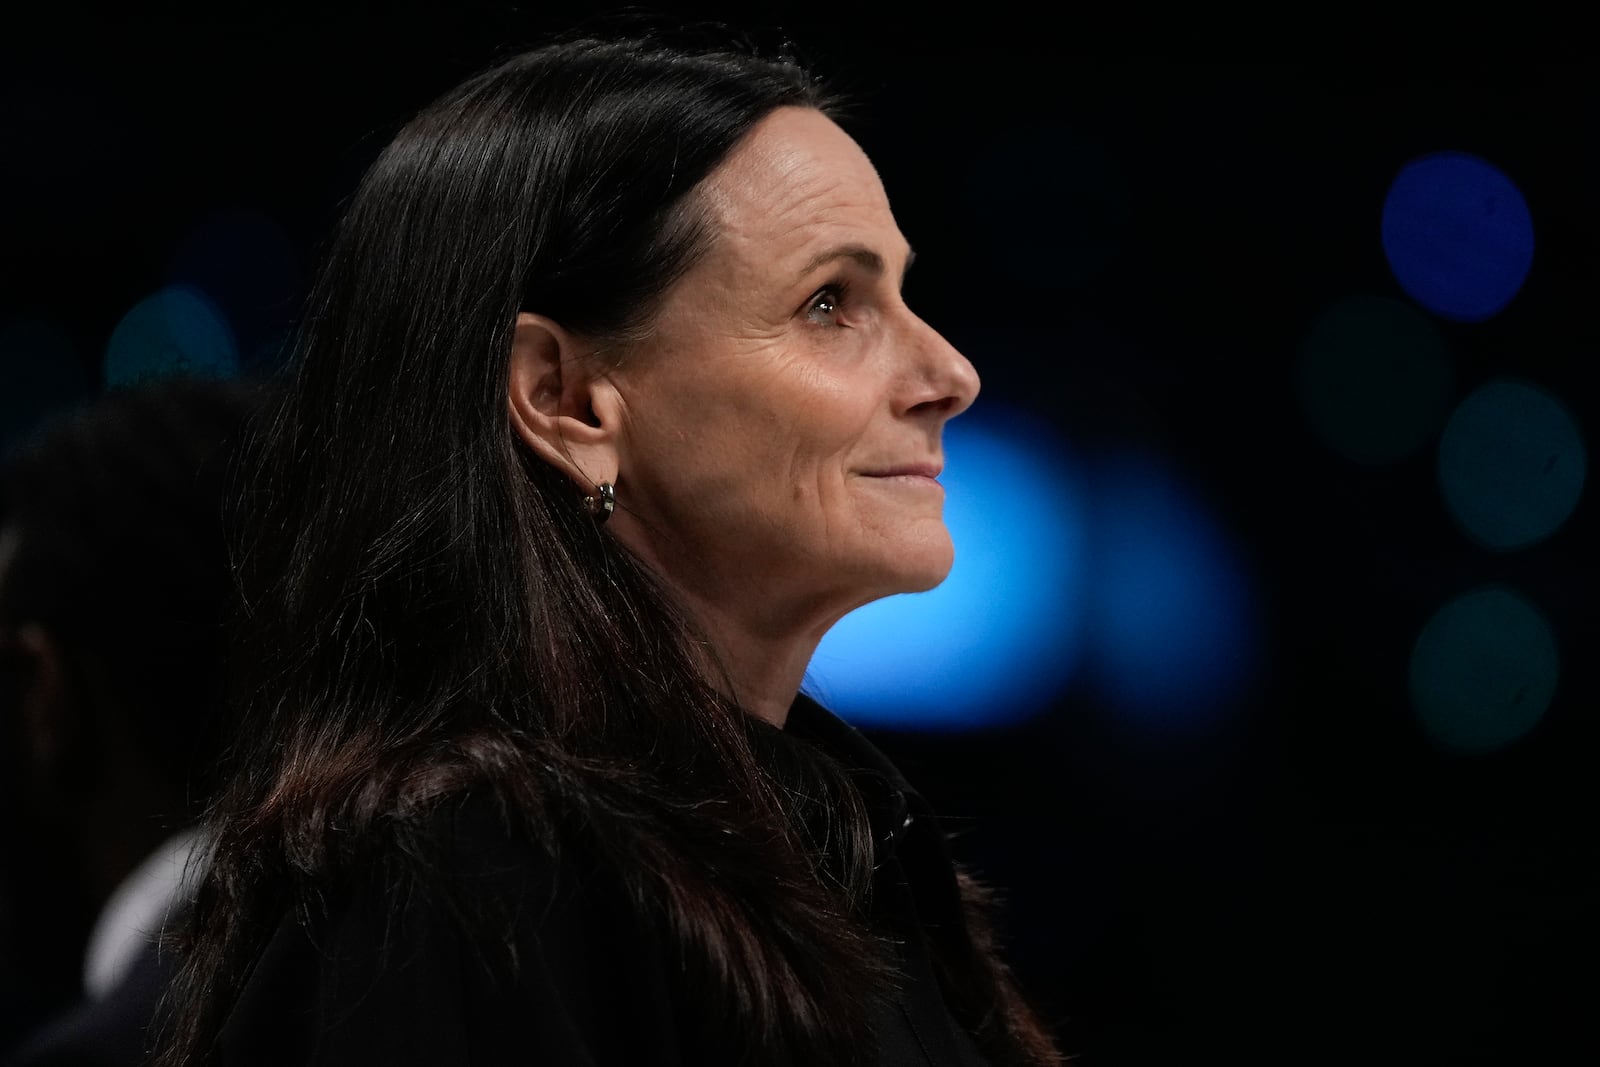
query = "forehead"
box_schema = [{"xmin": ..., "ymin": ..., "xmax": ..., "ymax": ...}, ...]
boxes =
[{"xmin": 695, "ymin": 107, "xmax": 905, "ymax": 275}]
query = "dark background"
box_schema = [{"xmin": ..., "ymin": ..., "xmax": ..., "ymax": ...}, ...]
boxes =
[{"xmin": 2, "ymin": 6, "xmax": 1595, "ymax": 1064}]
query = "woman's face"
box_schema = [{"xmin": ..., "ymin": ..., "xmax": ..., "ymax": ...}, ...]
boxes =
[{"xmin": 607, "ymin": 106, "xmax": 979, "ymax": 635}]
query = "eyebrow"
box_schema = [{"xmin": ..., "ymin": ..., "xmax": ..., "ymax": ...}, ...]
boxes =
[{"xmin": 796, "ymin": 243, "xmax": 916, "ymax": 281}]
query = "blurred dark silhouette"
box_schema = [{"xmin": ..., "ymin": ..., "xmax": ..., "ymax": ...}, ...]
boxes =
[{"xmin": 0, "ymin": 377, "xmax": 262, "ymax": 1066}]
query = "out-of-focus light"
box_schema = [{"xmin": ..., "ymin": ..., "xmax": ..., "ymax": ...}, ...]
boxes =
[
  {"xmin": 1381, "ymin": 151, "xmax": 1534, "ymax": 323},
  {"xmin": 1437, "ymin": 380, "xmax": 1586, "ymax": 551},
  {"xmin": 169, "ymin": 209, "xmax": 300, "ymax": 372},
  {"xmin": 969, "ymin": 125, "xmax": 1128, "ymax": 289},
  {"xmin": 1085, "ymin": 450, "xmax": 1258, "ymax": 733},
  {"xmin": 1409, "ymin": 586, "xmax": 1558, "ymax": 753},
  {"xmin": 806, "ymin": 409, "xmax": 1088, "ymax": 730},
  {"xmin": 0, "ymin": 319, "xmax": 89, "ymax": 453},
  {"xmin": 1296, "ymin": 295, "xmax": 1454, "ymax": 465},
  {"xmin": 103, "ymin": 286, "xmax": 239, "ymax": 388}
]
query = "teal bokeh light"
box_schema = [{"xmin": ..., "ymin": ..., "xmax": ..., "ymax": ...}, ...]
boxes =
[
  {"xmin": 1409, "ymin": 586, "xmax": 1558, "ymax": 753},
  {"xmin": 1437, "ymin": 380, "xmax": 1586, "ymax": 551},
  {"xmin": 103, "ymin": 286, "xmax": 239, "ymax": 388},
  {"xmin": 1296, "ymin": 295, "xmax": 1454, "ymax": 465},
  {"xmin": 805, "ymin": 410, "xmax": 1088, "ymax": 730},
  {"xmin": 0, "ymin": 318, "xmax": 89, "ymax": 453},
  {"xmin": 1381, "ymin": 151, "xmax": 1534, "ymax": 323},
  {"xmin": 169, "ymin": 209, "xmax": 301, "ymax": 371}
]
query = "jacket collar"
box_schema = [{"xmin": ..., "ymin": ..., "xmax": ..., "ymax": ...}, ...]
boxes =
[
  {"xmin": 739, "ymin": 691, "xmax": 927, "ymax": 865},
  {"xmin": 784, "ymin": 692, "xmax": 915, "ymax": 793},
  {"xmin": 783, "ymin": 693, "xmax": 991, "ymax": 1067},
  {"xmin": 737, "ymin": 691, "xmax": 967, "ymax": 905},
  {"xmin": 780, "ymin": 694, "xmax": 968, "ymax": 938}
]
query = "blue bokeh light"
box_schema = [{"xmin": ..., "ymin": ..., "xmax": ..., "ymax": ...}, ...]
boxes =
[
  {"xmin": 1409, "ymin": 585, "xmax": 1558, "ymax": 753},
  {"xmin": 805, "ymin": 410, "xmax": 1089, "ymax": 730},
  {"xmin": 1437, "ymin": 379, "xmax": 1586, "ymax": 551},
  {"xmin": 1381, "ymin": 151, "xmax": 1534, "ymax": 323},
  {"xmin": 807, "ymin": 419, "xmax": 1259, "ymax": 734},
  {"xmin": 0, "ymin": 318, "xmax": 89, "ymax": 453},
  {"xmin": 103, "ymin": 285, "xmax": 239, "ymax": 387},
  {"xmin": 1084, "ymin": 451, "xmax": 1258, "ymax": 733}
]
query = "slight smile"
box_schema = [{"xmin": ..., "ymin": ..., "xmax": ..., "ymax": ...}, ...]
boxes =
[{"xmin": 858, "ymin": 464, "xmax": 943, "ymax": 488}]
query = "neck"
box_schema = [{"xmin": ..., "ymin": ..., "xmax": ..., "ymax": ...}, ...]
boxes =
[
  {"xmin": 660, "ymin": 579, "xmax": 841, "ymax": 730},
  {"xmin": 611, "ymin": 521, "xmax": 862, "ymax": 729}
]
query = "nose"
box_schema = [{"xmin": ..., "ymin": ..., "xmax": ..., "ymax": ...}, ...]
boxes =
[{"xmin": 901, "ymin": 313, "xmax": 980, "ymax": 421}]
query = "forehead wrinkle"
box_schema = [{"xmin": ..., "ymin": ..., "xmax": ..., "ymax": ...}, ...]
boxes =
[
  {"xmin": 705, "ymin": 131, "xmax": 894, "ymax": 267},
  {"xmin": 718, "ymin": 197, "xmax": 900, "ymax": 295}
]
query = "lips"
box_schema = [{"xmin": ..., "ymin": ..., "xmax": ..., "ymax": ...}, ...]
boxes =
[{"xmin": 861, "ymin": 463, "xmax": 942, "ymax": 479}]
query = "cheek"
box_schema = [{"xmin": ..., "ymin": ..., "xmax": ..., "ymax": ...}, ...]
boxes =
[
  {"xmin": 623, "ymin": 335, "xmax": 882, "ymax": 535},
  {"xmin": 788, "ymin": 415, "xmax": 875, "ymax": 526},
  {"xmin": 783, "ymin": 373, "xmax": 873, "ymax": 466},
  {"xmin": 718, "ymin": 369, "xmax": 870, "ymax": 503}
]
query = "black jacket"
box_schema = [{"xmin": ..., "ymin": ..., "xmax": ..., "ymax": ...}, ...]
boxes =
[{"xmin": 216, "ymin": 695, "xmax": 995, "ymax": 1066}]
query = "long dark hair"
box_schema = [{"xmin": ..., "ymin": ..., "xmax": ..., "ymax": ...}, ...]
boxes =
[{"xmin": 160, "ymin": 36, "xmax": 1060, "ymax": 1067}]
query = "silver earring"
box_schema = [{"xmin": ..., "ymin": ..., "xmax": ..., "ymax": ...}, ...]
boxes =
[{"xmin": 584, "ymin": 481, "xmax": 616, "ymax": 523}]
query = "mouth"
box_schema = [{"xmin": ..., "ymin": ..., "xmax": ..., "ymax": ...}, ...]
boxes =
[
  {"xmin": 858, "ymin": 463, "xmax": 944, "ymax": 495},
  {"xmin": 861, "ymin": 463, "xmax": 943, "ymax": 480}
]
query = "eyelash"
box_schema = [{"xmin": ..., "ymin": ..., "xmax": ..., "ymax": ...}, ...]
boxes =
[{"xmin": 803, "ymin": 281, "xmax": 850, "ymax": 326}]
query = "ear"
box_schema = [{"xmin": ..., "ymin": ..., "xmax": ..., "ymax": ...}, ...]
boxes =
[{"xmin": 506, "ymin": 312, "xmax": 623, "ymax": 493}]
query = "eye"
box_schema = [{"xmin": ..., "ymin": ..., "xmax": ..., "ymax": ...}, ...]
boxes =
[{"xmin": 803, "ymin": 282, "xmax": 849, "ymax": 326}]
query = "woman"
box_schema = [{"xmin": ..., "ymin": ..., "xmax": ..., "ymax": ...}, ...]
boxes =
[{"xmin": 159, "ymin": 36, "xmax": 1062, "ymax": 1067}]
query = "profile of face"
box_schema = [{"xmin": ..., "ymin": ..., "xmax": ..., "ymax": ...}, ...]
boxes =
[{"xmin": 513, "ymin": 107, "xmax": 979, "ymax": 641}]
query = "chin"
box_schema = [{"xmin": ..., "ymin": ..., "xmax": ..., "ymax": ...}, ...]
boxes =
[
  {"xmin": 896, "ymin": 564, "xmax": 952, "ymax": 595},
  {"xmin": 873, "ymin": 538, "xmax": 955, "ymax": 596}
]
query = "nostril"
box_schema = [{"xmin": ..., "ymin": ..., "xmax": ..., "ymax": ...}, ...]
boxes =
[{"xmin": 908, "ymin": 396, "xmax": 957, "ymax": 417}]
